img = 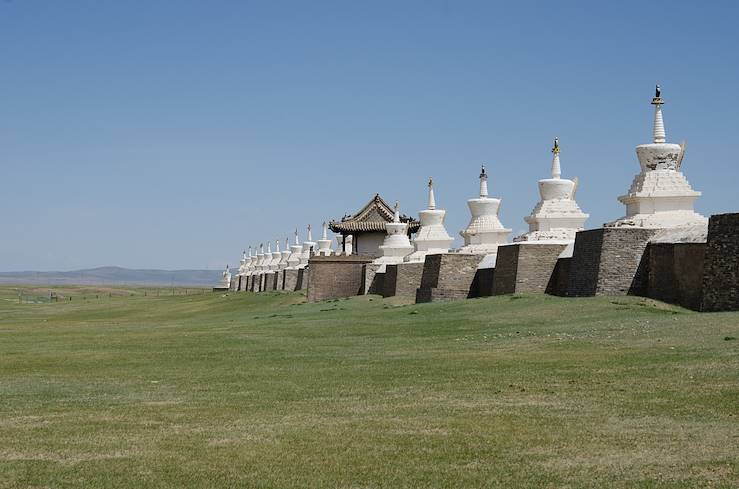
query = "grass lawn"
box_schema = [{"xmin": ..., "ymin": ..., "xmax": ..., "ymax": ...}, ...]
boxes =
[{"xmin": 0, "ymin": 286, "xmax": 737, "ymax": 488}]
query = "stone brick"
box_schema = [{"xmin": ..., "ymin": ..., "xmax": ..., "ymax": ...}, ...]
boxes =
[
  {"xmin": 383, "ymin": 262, "xmax": 425, "ymax": 299},
  {"xmin": 567, "ymin": 227, "xmax": 658, "ymax": 297},
  {"xmin": 701, "ymin": 213, "xmax": 739, "ymax": 311},
  {"xmin": 492, "ymin": 243, "xmax": 567, "ymax": 295},
  {"xmin": 307, "ymin": 255, "xmax": 374, "ymax": 302},
  {"xmin": 647, "ymin": 242, "xmax": 705, "ymax": 310},
  {"xmin": 416, "ymin": 254, "xmax": 485, "ymax": 303},
  {"xmin": 362, "ymin": 263, "xmax": 384, "ymax": 295},
  {"xmin": 283, "ymin": 269, "xmax": 299, "ymax": 291},
  {"xmin": 546, "ymin": 257, "xmax": 571, "ymax": 296},
  {"xmin": 470, "ymin": 268, "xmax": 495, "ymax": 297}
]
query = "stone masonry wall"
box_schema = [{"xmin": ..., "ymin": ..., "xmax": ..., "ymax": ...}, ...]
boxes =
[
  {"xmin": 416, "ymin": 254, "xmax": 485, "ymax": 303},
  {"xmin": 383, "ymin": 262, "xmax": 425, "ymax": 299},
  {"xmin": 648, "ymin": 242, "xmax": 705, "ymax": 310},
  {"xmin": 492, "ymin": 243, "xmax": 567, "ymax": 295},
  {"xmin": 701, "ymin": 213, "xmax": 739, "ymax": 311},
  {"xmin": 567, "ymin": 227, "xmax": 658, "ymax": 297},
  {"xmin": 470, "ymin": 268, "xmax": 495, "ymax": 298},
  {"xmin": 283, "ymin": 269, "xmax": 299, "ymax": 292},
  {"xmin": 307, "ymin": 255, "xmax": 374, "ymax": 302},
  {"xmin": 363, "ymin": 263, "xmax": 384, "ymax": 295},
  {"xmin": 546, "ymin": 257, "xmax": 571, "ymax": 296}
]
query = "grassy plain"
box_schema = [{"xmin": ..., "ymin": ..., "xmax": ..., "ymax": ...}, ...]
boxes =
[{"xmin": 0, "ymin": 286, "xmax": 737, "ymax": 488}]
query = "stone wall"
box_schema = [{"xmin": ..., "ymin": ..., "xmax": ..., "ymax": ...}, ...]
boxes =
[
  {"xmin": 282, "ymin": 269, "xmax": 299, "ymax": 291},
  {"xmin": 492, "ymin": 243, "xmax": 567, "ymax": 295},
  {"xmin": 416, "ymin": 254, "xmax": 485, "ymax": 303},
  {"xmin": 567, "ymin": 227, "xmax": 658, "ymax": 297},
  {"xmin": 701, "ymin": 213, "xmax": 739, "ymax": 311},
  {"xmin": 307, "ymin": 255, "xmax": 374, "ymax": 302},
  {"xmin": 383, "ymin": 262, "xmax": 425, "ymax": 299},
  {"xmin": 470, "ymin": 268, "xmax": 495, "ymax": 297},
  {"xmin": 546, "ymin": 257, "xmax": 571, "ymax": 296},
  {"xmin": 363, "ymin": 263, "xmax": 384, "ymax": 295},
  {"xmin": 647, "ymin": 242, "xmax": 705, "ymax": 311}
]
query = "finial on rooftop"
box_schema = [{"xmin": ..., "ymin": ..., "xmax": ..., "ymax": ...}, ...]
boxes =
[
  {"xmin": 551, "ymin": 137, "xmax": 561, "ymax": 179},
  {"xmin": 322, "ymin": 221, "xmax": 328, "ymax": 240},
  {"xmin": 294, "ymin": 228, "xmax": 300, "ymax": 245},
  {"xmin": 428, "ymin": 177, "xmax": 436, "ymax": 210},
  {"xmin": 259, "ymin": 243, "xmax": 264, "ymax": 253},
  {"xmin": 651, "ymin": 84, "xmax": 666, "ymax": 143},
  {"xmin": 267, "ymin": 241, "xmax": 272, "ymax": 253},
  {"xmin": 248, "ymin": 245, "xmax": 252, "ymax": 256},
  {"xmin": 307, "ymin": 224, "xmax": 312, "ymax": 241},
  {"xmin": 276, "ymin": 240, "xmax": 280, "ymax": 252},
  {"xmin": 393, "ymin": 201, "xmax": 400, "ymax": 223},
  {"xmin": 479, "ymin": 164, "xmax": 489, "ymax": 197}
]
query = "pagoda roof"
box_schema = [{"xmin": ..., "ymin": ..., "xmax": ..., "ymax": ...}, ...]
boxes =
[{"xmin": 329, "ymin": 193, "xmax": 420, "ymax": 233}]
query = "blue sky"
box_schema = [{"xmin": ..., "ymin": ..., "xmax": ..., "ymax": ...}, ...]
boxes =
[{"xmin": 1, "ymin": 1, "xmax": 738, "ymax": 271}]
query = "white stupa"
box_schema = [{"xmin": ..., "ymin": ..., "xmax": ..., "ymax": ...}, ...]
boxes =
[
  {"xmin": 299, "ymin": 225, "xmax": 316, "ymax": 268},
  {"xmin": 245, "ymin": 246, "xmax": 255, "ymax": 278},
  {"xmin": 515, "ymin": 139, "xmax": 589, "ymax": 242},
  {"xmin": 262, "ymin": 242, "xmax": 274, "ymax": 271},
  {"xmin": 270, "ymin": 240, "xmax": 282, "ymax": 271},
  {"xmin": 316, "ymin": 222, "xmax": 333, "ymax": 256},
  {"xmin": 405, "ymin": 178, "xmax": 454, "ymax": 262},
  {"xmin": 287, "ymin": 229, "xmax": 303, "ymax": 269},
  {"xmin": 278, "ymin": 236, "xmax": 291, "ymax": 270},
  {"xmin": 255, "ymin": 244, "xmax": 265, "ymax": 272},
  {"xmin": 607, "ymin": 85, "xmax": 706, "ymax": 229},
  {"xmin": 459, "ymin": 165, "xmax": 511, "ymax": 254},
  {"xmin": 238, "ymin": 250, "xmax": 247, "ymax": 277},
  {"xmin": 220, "ymin": 265, "xmax": 232, "ymax": 288},
  {"xmin": 374, "ymin": 201, "xmax": 414, "ymax": 270}
]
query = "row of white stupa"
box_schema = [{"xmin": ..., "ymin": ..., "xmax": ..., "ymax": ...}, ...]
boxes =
[{"xmin": 229, "ymin": 86, "xmax": 707, "ymax": 281}]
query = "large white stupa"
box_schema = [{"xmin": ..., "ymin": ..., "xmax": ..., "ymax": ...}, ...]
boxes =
[
  {"xmin": 606, "ymin": 85, "xmax": 706, "ymax": 229},
  {"xmin": 374, "ymin": 201, "xmax": 414, "ymax": 270},
  {"xmin": 287, "ymin": 229, "xmax": 302, "ymax": 269},
  {"xmin": 405, "ymin": 178, "xmax": 454, "ymax": 262},
  {"xmin": 316, "ymin": 222, "xmax": 333, "ymax": 256},
  {"xmin": 459, "ymin": 165, "xmax": 511, "ymax": 254},
  {"xmin": 515, "ymin": 139, "xmax": 589, "ymax": 242}
]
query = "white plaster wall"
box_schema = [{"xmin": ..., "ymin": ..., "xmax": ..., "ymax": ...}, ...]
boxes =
[{"xmin": 354, "ymin": 232, "xmax": 386, "ymax": 258}]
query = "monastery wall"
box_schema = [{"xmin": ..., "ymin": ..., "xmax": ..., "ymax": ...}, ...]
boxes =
[
  {"xmin": 647, "ymin": 242, "xmax": 705, "ymax": 310},
  {"xmin": 363, "ymin": 264, "xmax": 384, "ymax": 295},
  {"xmin": 547, "ymin": 257, "xmax": 572, "ymax": 296},
  {"xmin": 492, "ymin": 243, "xmax": 567, "ymax": 295},
  {"xmin": 415, "ymin": 254, "xmax": 482, "ymax": 303},
  {"xmin": 307, "ymin": 255, "xmax": 373, "ymax": 302},
  {"xmin": 567, "ymin": 227, "xmax": 657, "ymax": 297},
  {"xmin": 383, "ymin": 262, "xmax": 425, "ymax": 299},
  {"xmin": 470, "ymin": 268, "xmax": 495, "ymax": 297},
  {"xmin": 701, "ymin": 213, "xmax": 739, "ymax": 311}
]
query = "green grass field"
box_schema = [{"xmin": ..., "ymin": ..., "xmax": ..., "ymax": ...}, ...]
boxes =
[{"xmin": 1, "ymin": 286, "xmax": 737, "ymax": 488}]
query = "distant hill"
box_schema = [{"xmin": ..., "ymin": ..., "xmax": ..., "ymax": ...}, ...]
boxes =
[{"xmin": 0, "ymin": 266, "xmax": 223, "ymax": 286}]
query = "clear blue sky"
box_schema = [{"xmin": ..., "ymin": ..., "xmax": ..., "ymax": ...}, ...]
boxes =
[{"xmin": 2, "ymin": 1, "xmax": 738, "ymax": 271}]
